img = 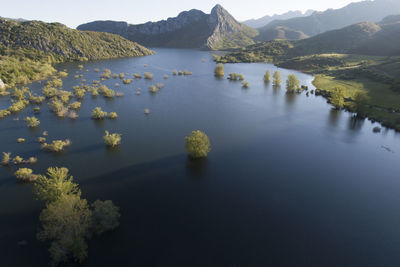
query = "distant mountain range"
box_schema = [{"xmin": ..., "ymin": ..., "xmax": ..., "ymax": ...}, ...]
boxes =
[
  {"xmin": 257, "ymin": 0, "xmax": 400, "ymax": 42},
  {"xmin": 77, "ymin": 5, "xmax": 258, "ymax": 50},
  {"xmin": 243, "ymin": 10, "xmax": 314, "ymax": 29}
]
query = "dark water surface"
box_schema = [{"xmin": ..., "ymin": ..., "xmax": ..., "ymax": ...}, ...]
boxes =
[{"xmin": 1, "ymin": 48, "xmax": 400, "ymax": 266}]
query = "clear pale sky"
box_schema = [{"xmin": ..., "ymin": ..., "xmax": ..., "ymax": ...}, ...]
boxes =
[{"xmin": 1, "ymin": 0, "xmax": 361, "ymax": 28}]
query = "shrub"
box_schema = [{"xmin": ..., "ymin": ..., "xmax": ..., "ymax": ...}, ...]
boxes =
[
  {"xmin": 183, "ymin": 70, "xmax": 193, "ymax": 75},
  {"xmin": 214, "ymin": 64, "xmax": 224, "ymax": 77},
  {"xmin": 33, "ymin": 107, "xmax": 41, "ymax": 113},
  {"xmin": 13, "ymin": 156, "xmax": 24, "ymax": 164},
  {"xmin": 144, "ymin": 108, "xmax": 150, "ymax": 115},
  {"xmin": 15, "ymin": 168, "xmax": 38, "ymax": 182},
  {"xmin": 164, "ymin": 74, "xmax": 169, "ymax": 79},
  {"xmin": 0, "ymin": 109, "xmax": 11, "ymax": 118},
  {"xmin": 78, "ymin": 65, "xmax": 84, "ymax": 69},
  {"xmin": 149, "ymin": 85, "xmax": 158, "ymax": 94},
  {"xmin": 41, "ymin": 139, "xmax": 71, "ymax": 152},
  {"xmin": 26, "ymin": 157, "xmax": 38, "ymax": 164},
  {"xmin": 68, "ymin": 111, "xmax": 79, "ymax": 119},
  {"xmin": 68, "ymin": 101, "xmax": 81, "ymax": 110},
  {"xmin": 1, "ymin": 152, "xmax": 11, "ymax": 165},
  {"xmin": 133, "ymin": 73, "xmax": 142, "ymax": 79},
  {"xmin": 58, "ymin": 71, "xmax": 68, "ymax": 78},
  {"xmin": 25, "ymin": 116, "xmax": 40, "ymax": 127},
  {"xmin": 242, "ymin": 81, "xmax": 250, "ymax": 88},
  {"xmin": 122, "ymin": 78, "xmax": 132, "ymax": 84},
  {"xmin": 94, "ymin": 68, "xmax": 100, "ymax": 72},
  {"xmin": 100, "ymin": 69, "xmax": 111, "ymax": 79},
  {"xmin": 112, "ymin": 73, "xmax": 118, "ymax": 79},
  {"xmin": 178, "ymin": 71, "xmax": 183, "ymax": 76},
  {"xmin": 173, "ymin": 70, "xmax": 177, "ymax": 76},
  {"xmin": 107, "ymin": 112, "xmax": 118, "ymax": 119},
  {"xmin": 103, "ymin": 131, "xmax": 121, "ymax": 147},
  {"xmin": 38, "ymin": 137, "xmax": 46, "ymax": 144},
  {"xmin": 119, "ymin": 73, "xmax": 124, "ymax": 79},
  {"xmin": 99, "ymin": 85, "xmax": 115, "ymax": 98},
  {"xmin": 29, "ymin": 95, "xmax": 45, "ymax": 104},
  {"xmin": 156, "ymin": 83, "xmax": 164, "ymax": 89},
  {"xmin": 17, "ymin": 138, "xmax": 25, "ymax": 143},
  {"xmin": 264, "ymin": 70, "xmax": 271, "ymax": 83},
  {"xmin": 115, "ymin": 92, "xmax": 124, "ymax": 97},
  {"xmin": 8, "ymin": 100, "xmax": 29, "ymax": 113},
  {"xmin": 286, "ymin": 74, "xmax": 300, "ymax": 92},
  {"xmin": 42, "ymin": 86, "xmax": 59, "ymax": 98},
  {"xmin": 74, "ymin": 88, "xmax": 86, "ymax": 99},
  {"xmin": 185, "ymin": 130, "xmax": 211, "ymax": 158},
  {"xmin": 144, "ymin": 72, "xmax": 153, "ymax": 79},
  {"xmin": 92, "ymin": 107, "xmax": 108, "ymax": 120},
  {"xmin": 114, "ymin": 83, "xmax": 120, "ymax": 87},
  {"xmin": 228, "ymin": 73, "xmax": 244, "ymax": 81},
  {"xmin": 91, "ymin": 200, "xmax": 120, "ymax": 235}
]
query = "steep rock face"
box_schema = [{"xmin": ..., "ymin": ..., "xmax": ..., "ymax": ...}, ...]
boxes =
[
  {"xmin": 78, "ymin": 5, "xmax": 258, "ymax": 50},
  {"xmin": 243, "ymin": 10, "xmax": 315, "ymax": 29}
]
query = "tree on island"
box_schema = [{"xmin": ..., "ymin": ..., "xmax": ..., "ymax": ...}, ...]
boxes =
[
  {"xmin": 185, "ymin": 130, "xmax": 211, "ymax": 159},
  {"xmin": 286, "ymin": 74, "xmax": 300, "ymax": 92},
  {"xmin": 273, "ymin": 71, "xmax": 282, "ymax": 86}
]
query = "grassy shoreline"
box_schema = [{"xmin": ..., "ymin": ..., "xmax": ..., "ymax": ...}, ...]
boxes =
[{"xmin": 216, "ymin": 51, "xmax": 400, "ymax": 131}]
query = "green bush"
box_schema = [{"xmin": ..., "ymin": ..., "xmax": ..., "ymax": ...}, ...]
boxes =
[
  {"xmin": 92, "ymin": 107, "xmax": 108, "ymax": 120},
  {"xmin": 185, "ymin": 130, "xmax": 211, "ymax": 158},
  {"xmin": 1, "ymin": 152, "xmax": 11, "ymax": 165},
  {"xmin": 107, "ymin": 112, "xmax": 118, "ymax": 119},
  {"xmin": 103, "ymin": 131, "xmax": 121, "ymax": 147},
  {"xmin": 41, "ymin": 139, "xmax": 71, "ymax": 152},
  {"xmin": 15, "ymin": 168, "xmax": 38, "ymax": 182},
  {"xmin": 228, "ymin": 73, "xmax": 244, "ymax": 81},
  {"xmin": 144, "ymin": 72, "xmax": 153, "ymax": 79},
  {"xmin": 25, "ymin": 116, "xmax": 40, "ymax": 127}
]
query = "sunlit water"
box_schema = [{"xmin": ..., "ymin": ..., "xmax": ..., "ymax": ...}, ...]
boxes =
[{"xmin": 1, "ymin": 48, "xmax": 400, "ymax": 266}]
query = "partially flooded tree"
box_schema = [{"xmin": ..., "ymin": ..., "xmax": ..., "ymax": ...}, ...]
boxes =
[
  {"xmin": 214, "ymin": 64, "xmax": 224, "ymax": 77},
  {"xmin": 185, "ymin": 130, "xmax": 211, "ymax": 159},
  {"xmin": 286, "ymin": 74, "xmax": 300, "ymax": 92},
  {"xmin": 330, "ymin": 87, "xmax": 345, "ymax": 109},
  {"xmin": 273, "ymin": 71, "xmax": 282, "ymax": 86}
]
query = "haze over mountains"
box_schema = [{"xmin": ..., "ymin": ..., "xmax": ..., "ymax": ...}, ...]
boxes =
[
  {"xmin": 243, "ymin": 10, "xmax": 314, "ymax": 29},
  {"xmin": 78, "ymin": 5, "xmax": 257, "ymax": 50},
  {"xmin": 257, "ymin": 0, "xmax": 400, "ymax": 41}
]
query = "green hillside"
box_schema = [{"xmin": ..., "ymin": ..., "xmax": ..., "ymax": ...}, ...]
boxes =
[{"xmin": 0, "ymin": 18, "xmax": 153, "ymax": 87}]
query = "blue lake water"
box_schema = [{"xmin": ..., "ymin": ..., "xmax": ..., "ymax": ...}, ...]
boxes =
[{"xmin": 1, "ymin": 48, "xmax": 400, "ymax": 266}]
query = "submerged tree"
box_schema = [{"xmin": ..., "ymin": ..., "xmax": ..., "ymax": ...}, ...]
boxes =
[
  {"xmin": 286, "ymin": 74, "xmax": 300, "ymax": 92},
  {"xmin": 273, "ymin": 71, "xmax": 282, "ymax": 86},
  {"xmin": 37, "ymin": 194, "xmax": 91, "ymax": 266},
  {"xmin": 185, "ymin": 130, "xmax": 211, "ymax": 159},
  {"xmin": 214, "ymin": 64, "xmax": 224, "ymax": 77},
  {"xmin": 264, "ymin": 70, "xmax": 271, "ymax": 83}
]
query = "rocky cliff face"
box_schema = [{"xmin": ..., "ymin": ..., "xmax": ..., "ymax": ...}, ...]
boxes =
[{"xmin": 77, "ymin": 5, "xmax": 258, "ymax": 50}]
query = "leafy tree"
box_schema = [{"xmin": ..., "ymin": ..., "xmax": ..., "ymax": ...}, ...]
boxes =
[
  {"xmin": 273, "ymin": 71, "xmax": 282, "ymax": 86},
  {"xmin": 286, "ymin": 74, "xmax": 300, "ymax": 92},
  {"xmin": 91, "ymin": 200, "xmax": 120, "ymax": 236},
  {"xmin": 34, "ymin": 167, "xmax": 81, "ymax": 203},
  {"xmin": 1, "ymin": 152, "xmax": 11, "ymax": 165},
  {"xmin": 25, "ymin": 116, "xmax": 40, "ymax": 127},
  {"xmin": 185, "ymin": 130, "xmax": 211, "ymax": 158},
  {"xmin": 351, "ymin": 91, "xmax": 369, "ymax": 117},
  {"xmin": 214, "ymin": 64, "xmax": 224, "ymax": 77},
  {"xmin": 330, "ymin": 87, "xmax": 345, "ymax": 109},
  {"xmin": 37, "ymin": 194, "xmax": 91, "ymax": 266},
  {"xmin": 264, "ymin": 70, "xmax": 271, "ymax": 83}
]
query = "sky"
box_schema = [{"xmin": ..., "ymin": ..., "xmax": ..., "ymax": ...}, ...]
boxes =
[{"xmin": 1, "ymin": 0, "xmax": 361, "ymax": 28}]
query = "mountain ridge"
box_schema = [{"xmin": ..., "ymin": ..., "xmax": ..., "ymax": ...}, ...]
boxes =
[{"xmin": 77, "ymin": 4, "xmax": 258, "ymax": 50}]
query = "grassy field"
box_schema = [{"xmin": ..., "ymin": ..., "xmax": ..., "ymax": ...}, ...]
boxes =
[{"xmin": 313, "ymin": 74, "xmax": 400, "ymax": 129}]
